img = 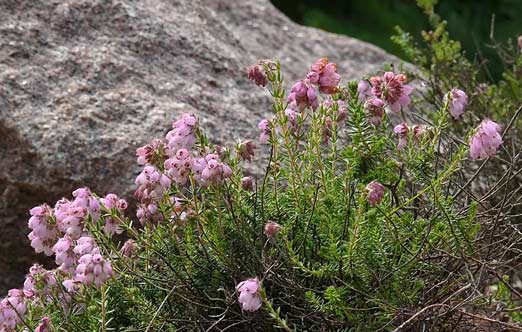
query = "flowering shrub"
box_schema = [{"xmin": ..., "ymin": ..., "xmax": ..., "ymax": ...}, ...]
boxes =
[{"xmin": 3, "ymin": 6, "xmax": 522, "ymax": 331}]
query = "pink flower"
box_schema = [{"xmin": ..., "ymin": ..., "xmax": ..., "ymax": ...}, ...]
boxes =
[
  {"xmin": 52, "ymin": 188, "xmax": 100, "ymax": 240},
  {"xmin": 288, "ymin": 80, "xmax": 319, "ymax": 110},
  {"xmin": 164, "ymin": 148, "xmax": 193, "ymax": 185},
  {"xmin": 165, "ymin": 113, "xmax": 197, "ymax": 152},
  {"xmin": 364, "ymin": 97, "xmax": 385, "ymax": 125},
  {"xmin": 53, "ymin": 236, "xmax": 77, "ymax": 273},
  {"xmin": 136, "ymin": 138, "xmax": 167, "ymax": 166},
  {"xmin": 264, "ymin": 221, "xmax": 282, "ymax": 238},
  {"xmin": 307, "ymin": 58, "xmax": 341, "ymax": 94},
  {"xmin": 393, "ymin": 123, "xmax": 428, "ymax": 149},
  {"xmin": 136, "ymin": 203, "xmax": 162, "ymax": 225},
  {"xmin": 27, "ymin": 204, "xmax": 58, "ymax": 256},
  {"xmin": 100, "ymin": 194, "xmax": 127, "ymax": 236},
  {"xmin": 284, "ymin": 104, "xmax": 299, "ymax": 131},
  {"xmin": 412, "ymin": 124, "xmax": 427, "ymax": 139},
  {"xmin": 322, "ymin": 98, "xmax": 348, "ymax": 123},
  {"xmin": 103, "ymin": 217, "xmax": 124, "ymax": 236},
  {"xmin": 62, "ymin": 279, "xmax": 81, "ymax": 293},
  {"xmin": 258, "ymin": 119, "xmax": 271, "ymax": 144},
  {"xmin": 236, "ymin": 278, "xmax": 262, "ymax": 312},
  {"xmin": 470, "ymin": 119, "xmax": 503, "ymax": 160},
  {"xmin": 72, "ymin": 187, "xmax": 100, "ymax": 221},
  {"xmin": 241, "ymin": 176, "xmax": 254, "ymax": 191},
  {"xmin": 194, "ymin": 154, "xmax": 232, "ymax": 186},
  {"xmin": 135, "ymin": 166, "xmax": 171, "ymax": 201},
  {"xmin": 34, "ymin": 316, "xmax": 52, "ymax": 332},
  {"xmin": 393, "ymin": 123, "xmax": 409, "ymax": 149},
  {"xmin": 357, "ymin": 80, "xmax": 373, "ymax": 102},
  {"xmin": 247, "ymin": 64, "xmax": 268, "ymax": 87},
  {"xmin": 444, "ymin": 88, "xmax": 468, "ymax": 119},
  {"xmin": 370, "ymin": 72, "xmax": 413, "ymax": 113},
  {"xmin": 322, "ymin": 117, "xmax": 333, "ymax": 143},
  {"xmin": 74, "ymin": 253, "xmax": 114, "ymax": 289},
  {"xmin": 23, "ymin": 264, "xmax": 57, "ymax": 299},
  {"xmin": 100, "ymin": 193, "xmax": 127, "ymax": 211},
  {"xmin": 73, "ymin": 236, "xmax": 98, "ymax": 256},
  {"xmin": 0, "ymin": 289, "xmax": 27, "ymax": 330},
  {"xmin": 238, "ymin": 140, "xmax": 256, "ymax": 162},
  {"xmin": 366, "ymin": 181, "xmax": 385, "ymax": 206},
  {"xmin": 121, "ymin": 239, "xmax": 138, "ymax": 258}
]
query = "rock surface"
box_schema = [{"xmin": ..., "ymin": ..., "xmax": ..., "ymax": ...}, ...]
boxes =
[{"xmin": 0, "ymin": 0, "xmax": 401, "ymax": 292}]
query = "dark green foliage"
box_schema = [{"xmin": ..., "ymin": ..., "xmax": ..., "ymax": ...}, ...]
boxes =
[{"xmin": 271, "ymin": 0, "xmax": 522, "ymax": 80}]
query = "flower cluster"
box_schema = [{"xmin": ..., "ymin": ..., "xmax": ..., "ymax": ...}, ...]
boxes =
[
  {"xmin": 135, "ymin": 166, "xmax": 171, "ymax": 201},
  {"xmin": 393, "ymin": 123, "xmax": 427, "ymax": 149},
  {"xmin": 192, "ymin": 153, "xmax": 232, "ymax": 186},
  {"xmin": 241, "ymin": 176, "xmax": 254, "ymax": 191},
  {"xmin": 444, "ymin": 88, "xmax": 468, "ymax": 119},
  {"xmin": 370, "ymin": 72, "xmax": 413, "ymax": 113},
  {"xmin": 23, "ymin": 264, "xmax": 57, "ymax": 300},
  {"xmin": 135, "ymin": 166, "xmax": 171, "ymax": 224},
  {"xmin": 287, "ymin": 58, "xmax": 341, "ymax": 112},
  {"xmin": 6, "ymin": 185, "xmax": 125, "ymax": 331},
  {"xmin": 166, "ymin": 113, "xmax": 198, "ymax": 151},
  {"xmin": 307, "ymin": 58, "xmax": 341, "ymax": 94},
  {"xmin": 28, "ymin": 204, "xmax": 58, "ymax": 256},
  {"xmin": 264, "ymin": 221, "xmax": 282, "ymax": 238},
  {"xmin": 165, "ymin": 149, "xmax": 193, "ymax": 185},
  {"xmin": 135, "ymin": 113, "xmax": 233, "ymax": 223},
  {"xmin": 358, "ymin": 72, "xmax": 413, "ymax": 120},
  {"xmin": 136, "ymin": 138, "xmax": 167, "ymax": 167},
  {"xmin": 237, "ymin": 140, "xmax": 256, "ymax": 162},
  {"xmin": 0, "ymin": 289, "xmax": 27, "ymax": 332},
  {"xmin": 53, "ymin": 187, "xmax": 100, "ymax": 240},
  {"xmin": 288, "ymin": 80, "xmax": 319, "ymax": 111},
  {"xmin": 470, "ymin": 119, "xmax": 503, "ymax": 159},
  {"xmin": 99, "ymin": 193, "xmax": 128, "ymax": 236},
  {"xmin": 74, "ymin": 251, "xmax": 114, "ymax": 288}
]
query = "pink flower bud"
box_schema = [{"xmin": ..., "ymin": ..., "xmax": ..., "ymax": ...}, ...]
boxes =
[
  {"xmin": 35, "ymin": 316, "xmax": 52, "ymax": 332},
  {"xmin": 238, "ymin": 140, "xmax": 256, "ymax": 162},
  {"xmin": 444, "ymin": 88, "xmax": 468, "ymax": 119},
  {"xmin": 264, "ymin": 221, "xmax": 282, "ymax": 238},
  {"xmin": 241, "ymin": 176, "xmax": 254, "ymax": 191},
  {"xmin": 357, "ymin": 80, "xmax": 373, "ymax": 102},
  {"xmin": 247, "ymin": 64, "xmax": 268, "ymax": 87},
  {"xmin": 393, "ymin": 123, "xmax": 409, "ymax": 149},
  {"xmin": 364, "ymin": 97, "xmax": 385, "ymax": 125},
  {"xmin": 258, "ymin": 119, "xmax": 271, "ymax": 144},
  {"xmin": 366, "ymin": 181, "xmax": 385, "ymax": 206},
  {"xmin": 121, "ymin": 239, "xmax": 138, "ymax": 258}
]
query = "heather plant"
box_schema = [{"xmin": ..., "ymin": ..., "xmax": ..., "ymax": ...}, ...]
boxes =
[{"xmin": 3, "ymin": 7, "xmax": 522, "ymax": 331}]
